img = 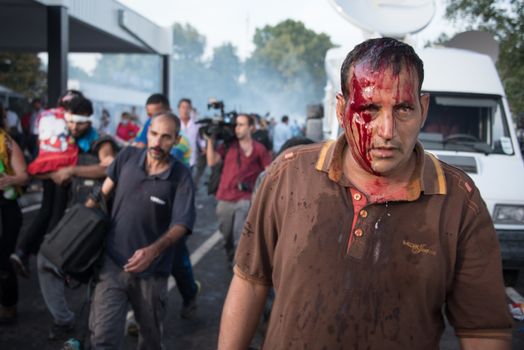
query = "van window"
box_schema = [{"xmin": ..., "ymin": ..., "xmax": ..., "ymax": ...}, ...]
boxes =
[{"xmin": 420, "ymin": 93, "xmax": 513, "ymax": 155}]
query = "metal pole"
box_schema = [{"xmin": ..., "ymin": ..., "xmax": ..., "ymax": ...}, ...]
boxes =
[
  {"xmin": 47, "ymin": 6, "xmax": 68, "ymax": 108},
  {"xmin": 162, "ymin": 54, "xmax": 171, "ymax": 102}
]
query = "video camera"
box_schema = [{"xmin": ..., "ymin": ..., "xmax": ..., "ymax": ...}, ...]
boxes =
[{"xmin": 197, "ymin": 99, "xmax": 237, "ymax": 143}]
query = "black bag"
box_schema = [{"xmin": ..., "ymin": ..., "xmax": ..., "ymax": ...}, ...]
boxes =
[{"xmin": 39, "ymin": 203, "xmax": 109, "ymax": 283}]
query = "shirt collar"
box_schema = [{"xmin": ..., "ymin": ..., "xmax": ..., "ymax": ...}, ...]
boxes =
[
  {"xmin": 181, "ymin": 117, "xmax": 196, "ymax": 131},
  {"xmin": 137, "ymin": 148, "xmax": 176, "ymax": 180},
  {"xmin": 315, "ymin": 134, "xmax": 447, "ymax": 201}
]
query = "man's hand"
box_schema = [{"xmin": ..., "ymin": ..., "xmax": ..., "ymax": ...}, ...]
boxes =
[
  {"xmin": 85, "ymin": 198, "xmax": 97, "ymax": 208},
  {"xmin": 50, "ymin": 166, "xmax": 74, "ymax": 185},
  {"xmin": 0, "ymin": 174, "xmax": 15, "ymax": 190},
  {"xmin": 123, "ymin": 246, "xmax": 159, "ymax": 273}
]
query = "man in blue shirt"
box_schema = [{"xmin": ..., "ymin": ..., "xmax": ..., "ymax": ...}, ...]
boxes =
[
  {"xmin": 134, "ymin": 93, "xmax": 200, "ymax": 320},
  {"xmin": 89, "ymin": 112, "xmax": 196, "ymax": 349}
]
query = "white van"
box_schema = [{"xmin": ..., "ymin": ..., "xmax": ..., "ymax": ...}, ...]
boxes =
[{"xmin": 323, "ymin": 45, "xmax": 524, "ymax": 282}]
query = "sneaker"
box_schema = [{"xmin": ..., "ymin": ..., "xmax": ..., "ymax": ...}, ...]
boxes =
[
  {"xmin": 126, "ymin": 311, "xmax": 139, "ymax": 337},
  {"xmin": 180, "ymin": 280, "xmax": 201, "ymax": 320},
  {"xmin": 0, "ymin": 306, "xmax": 17, "ymax": 324},
  {"xmin": 61, "ymin": 338, "xmax": 82, "ymax": 350},
  {"xmin": 10, "ymin": 252, "xmax": 30, "ymax": 278},
  {"xmin": 48, "ymin": 322, "xmax": 75, "ymax": 341}
]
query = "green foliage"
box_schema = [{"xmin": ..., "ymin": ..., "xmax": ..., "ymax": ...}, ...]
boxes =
[
  {"xmin": 245, "ymin": 20, "xmax": 335, "ymax": 113},
  {"xmin": 68, "ymin": 64, "xmax": 90, "ymax": 81},
  {"xmin": 171, "ymin": 24, "xmax": 243, "ymax": 114},
  {"xmin": 90, "ymin": 54, "xmax": 161, "ymax": 92},
  {"xmin": 79, "ymin": 20, "xmax": 333, "ymax": 117},
  {"xmin": 0, "ymin": 53, "xmax": 46, "ymax": 99},
  {"xmin": 444, "ymin": 0, "xmax": 524, "ymax": 116},
  {"xmin": 173, "ymin": 23, "xmax": 206, "ymax": 61}
]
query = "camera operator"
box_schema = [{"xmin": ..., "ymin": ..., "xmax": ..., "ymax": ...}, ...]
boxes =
[{"xmin": 206, "ymin": 114, "xmax": 271, "ymax": 266}]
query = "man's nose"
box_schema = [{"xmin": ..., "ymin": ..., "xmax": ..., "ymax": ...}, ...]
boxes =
[
  {"xmin": 377, "ymin": 111, "xmax": 395, "ymax": 140},
  {"xmin": 149, "ymin": 136, "xmax": 159, "ymax": 147}
]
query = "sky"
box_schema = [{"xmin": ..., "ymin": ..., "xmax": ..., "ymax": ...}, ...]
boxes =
[{"xmin": 70, "ymin": 0, "xmax": 455, "ymax": 73}]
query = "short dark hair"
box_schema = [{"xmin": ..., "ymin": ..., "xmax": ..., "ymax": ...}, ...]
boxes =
[
  {"xmin": 58, "ymin": 90, "xmax": 84, "ymax": 109},
  {"xmin": 340, "ymin": 38, "xmax": 424, "ymax": 99},
  {"xmin": 277, "ymin": 137, "xmax": 315, "ymax": 156},
  {"xmin": 146, "ymin": 93, "xmax": 170, "ymax": 109},
  {"xmin": 151, "ymin": 111, "xmax": 181, "ymax": 136},
  {"xmin": 237, "ymin": 113, "xmax": 255, "ymax": 127},
  {"xmin": 281, "ymin": 115, "xmax": 289, "ymax": 123},
  {"xmin": 67, "ymin": 96, "xmax": 94, "ymax": 117},
  {"xmin": 177, "ymin": 98, "xmax": 192, "ymax": 108}
]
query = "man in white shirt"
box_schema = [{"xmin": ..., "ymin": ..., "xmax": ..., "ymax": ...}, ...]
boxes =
[
  {"xmin": 272, "ymin": 115, "xmax": 292, "ymax": 153},
  {"xmin": 178, "ymin": 98, "xmax": 201, "ymax": 168}
]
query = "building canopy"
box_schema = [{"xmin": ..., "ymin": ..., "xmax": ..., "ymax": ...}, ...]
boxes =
[{"xmin": 0, "ymin": 0, "xmax": 172, "ymax": 104}]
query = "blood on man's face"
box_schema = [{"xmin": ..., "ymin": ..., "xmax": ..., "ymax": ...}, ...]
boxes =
[{"xmin": 337, "ymin": 62, "xmax": 428, "ymax": 177}]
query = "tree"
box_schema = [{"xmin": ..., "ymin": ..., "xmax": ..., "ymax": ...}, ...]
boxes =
[
  {"xmin": 208, "ymin": 43, "xmax": 242, "ymax": 104},
  {"xmin": 90, "ymin": 54, "xmax": 161, "ymax": 92},
  {"xmin": 173, "ymin": 23, "xmax": 206, "ymax": 61},
  {"xmin": 444, "ymin": 0, "xmax": 524, "ymax": 115},
  {"xmin": 0, "ymin": 53, "xmax": 46, "ymax": 99},
  {"xmin": 68, "ymin": 64, "xmax": 90, "ymax": 81},
  {"xmin": 244, "ymin": 20, "xmax": 335, "ymax": 115},
  {"xmin": 171, "ymin": 23, "xmax": 243, "ymax": 114},
  {"xmin": 171, "ymin": 23, "xmax": 209, "ymax": 111}
]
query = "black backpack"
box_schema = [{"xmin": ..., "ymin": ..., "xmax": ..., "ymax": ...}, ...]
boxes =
[{"xmin": 39, "ymin": 203, "xmax": 109, "ymax": 283}]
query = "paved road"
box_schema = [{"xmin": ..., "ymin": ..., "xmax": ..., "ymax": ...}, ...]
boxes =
[{"xmin": 1, "ymin": 185, "xmax": 523, "ymax": 349}]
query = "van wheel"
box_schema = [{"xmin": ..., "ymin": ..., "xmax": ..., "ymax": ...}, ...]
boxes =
[{"xmin": 503, "ymin": 269, "xmax": 519, "ymax": 287}]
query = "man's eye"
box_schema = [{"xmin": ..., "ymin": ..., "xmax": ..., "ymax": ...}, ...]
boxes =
[
  {"xmin": 395, "ymin": 105, "xmax": 414, "ymax": 119},
  {"xmin": 399, "ymin": 104, "xmax": 413, "ymax": 111},
  {"xmin": 362, "ymin": 105, "xmax": 379, "ymax": 112}
]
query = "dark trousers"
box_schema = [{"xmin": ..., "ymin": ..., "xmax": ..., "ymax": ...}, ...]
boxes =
[
  {"xmin": 26, "ymin": 134, "xmax": 38, "ymax": 160},
  {"xmin": 16, "ymin": 180, "xmax": 69, "ymax": 255},
  {"xmin": 171, "ymin": 236, "xmax": 198, "ymax": 303},
  {"xmin": 192, "ymin": 153, "xmax": 207, "ymax": 188},
  {"xmin": 0, "ymin": 200, "xmax": 23, "ymax": 307}
]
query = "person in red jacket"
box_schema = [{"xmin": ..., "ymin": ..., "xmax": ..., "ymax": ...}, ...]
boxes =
[{"xmin": 115, "ymin": 111, "xmax": 140, "ymax": 144}]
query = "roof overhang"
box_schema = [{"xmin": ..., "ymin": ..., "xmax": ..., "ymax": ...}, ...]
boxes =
[{"xmin": 0, "ymin": 0, "xmax": 172, "ymax": 54}]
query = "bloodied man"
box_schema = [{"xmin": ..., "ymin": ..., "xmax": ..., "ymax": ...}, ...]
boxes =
[{"xmin": 218, "ymin": 38, "xmax": 512, "ymax": 349}]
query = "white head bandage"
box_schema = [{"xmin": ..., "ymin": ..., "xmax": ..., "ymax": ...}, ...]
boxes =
[{"xmin": 65, "ymin": 112, "xmax": 92, "ymax": 123}]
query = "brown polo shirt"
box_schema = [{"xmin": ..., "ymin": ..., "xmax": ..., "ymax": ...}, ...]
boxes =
[{"xmin": 235, "ymin": 135, "xmax": 512, "ymax": 350}]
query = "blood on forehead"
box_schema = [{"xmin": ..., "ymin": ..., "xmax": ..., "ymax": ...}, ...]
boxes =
[
  {"xmin": 343, "ymin": 64, "xmax": 376, "ymax": 173},
  {"xmin": 341, "ymin": 62, "xmax": 418, "ymax": 175}
]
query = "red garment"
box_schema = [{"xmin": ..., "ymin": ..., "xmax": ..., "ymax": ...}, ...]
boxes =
[
  {"xmin": 21, "ymin": 112, "xmax": 32, "ymax": 134},
  {"xmin": 216, "ymin": 140, "xmax": 272, "ymax": 201},
  {"xmin": 27, "ymin": 108, "xmax": 78, "ymax": 175},
  {"xmin": 116, "ymin": 122, "xmax": 140, "ymax": 142}
]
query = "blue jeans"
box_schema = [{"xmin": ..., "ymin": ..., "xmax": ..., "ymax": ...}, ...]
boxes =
[
  {"xmin": 171, "ymin": 236, "xmax": 198, "ymax": 303},
  {"xmin": 37, "ymin": 253, "xmax": 75, "ymax": 325}
]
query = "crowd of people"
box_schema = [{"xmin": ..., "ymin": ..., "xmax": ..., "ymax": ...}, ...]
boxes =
[
  {"xmin": 0, "ymin": 82, "xmax": 305, "ymax": 348},
  {"xmin": 0, "ymin": 37, "xmax": 514, "ymax": 350}
]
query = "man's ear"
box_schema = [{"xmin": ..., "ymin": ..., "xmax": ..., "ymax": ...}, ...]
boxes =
[
  {"xmin": 173, "ymin": 134, "xmax": 181, "ymax": 146},
  {"xmin": 419, "ymin": 93, "xmax": 430, "ymax": 128},
  {"xmin": 336, "ymin": 93, "xmax": 346, "ymax": 127}
]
